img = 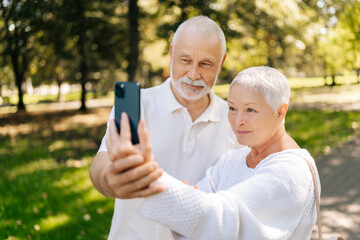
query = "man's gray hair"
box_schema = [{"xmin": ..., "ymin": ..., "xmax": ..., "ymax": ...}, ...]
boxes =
[
  {"xmin": 172, "ymin": 16, "xmax": 226, "ymax": 57},
  {"xmin": 230, "ymin": 66, "xmax": 291, "ymax": 114}
]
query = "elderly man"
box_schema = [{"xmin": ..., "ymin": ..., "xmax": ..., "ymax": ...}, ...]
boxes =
[{"xmin": 90, "ymin": 16, "xmax": 239, "ymax": 239}]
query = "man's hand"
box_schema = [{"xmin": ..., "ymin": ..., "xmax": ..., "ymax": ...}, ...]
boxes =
[{"xmin": 90, "ymin": 113, "xmax": 164, "ymax": 199}]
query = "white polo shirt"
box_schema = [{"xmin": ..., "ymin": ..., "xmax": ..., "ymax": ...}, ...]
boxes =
[{"xmin": 98, "ymin": 78, "xmax": 238, "ymax": 240}]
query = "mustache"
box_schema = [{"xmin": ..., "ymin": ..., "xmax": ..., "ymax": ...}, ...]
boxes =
[{"xmin": 178, "ymin": 77, "xmax": 207, "ymax": 87}]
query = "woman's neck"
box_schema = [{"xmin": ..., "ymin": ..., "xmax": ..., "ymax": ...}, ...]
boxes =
[{"xmin": 247, "ymin": 127, "xmax": 300, "ymax": 168}]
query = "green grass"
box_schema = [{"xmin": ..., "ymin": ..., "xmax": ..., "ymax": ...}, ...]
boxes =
[
  {"xmin": 286, "ymin": 110, "xmax": 360, "ymax": 159},
  {"xmin": 0, "ymin": 109, "xmax": 114, "ymax": 240}
]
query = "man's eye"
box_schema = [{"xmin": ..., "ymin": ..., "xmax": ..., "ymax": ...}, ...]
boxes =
[
  {"xmin": 181, "ymin": 59, "xmax": 189, "ymax": 63},
  {"xmin": 201, "ymin": 62, "xmax": 212, "ymax": 67}
]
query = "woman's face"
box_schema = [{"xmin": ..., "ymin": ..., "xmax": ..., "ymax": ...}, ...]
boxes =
[{"xmin": 227, "ymin": 84, "xmax": 282, "ymax": 148}]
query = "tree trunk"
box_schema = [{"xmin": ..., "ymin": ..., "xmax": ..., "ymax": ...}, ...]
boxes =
[
  {"xmin": 323, "ymin": 75, "xmax": 328, "ymax": 86},
  {"xmin": 3, "ymin": 7, "xmax": 26, "ymax": 112},
  {"xmin": 10, "ymin": 37, "xmax": 26, "ymax": 111},
  {"xmin": 355, "ymin": 68, "xmax": 360, "ymax": 84},
  {"xmin": 15, "ymin": 73, "xmax": 26, "ymax": 111},
  {"xmin": 56, "ymin": 75, "xmax": 62, "ymax": 102},
  {"xmin": 330, "ymin": 74, "xmax": 337, "ymax": 86},
  {"xmin": 127, "ymin": 0, "xmax": 139, "ymax": 82},
  {"xmin": 77, "ymin": 0, "xmax": 87, "ymax": 112}
]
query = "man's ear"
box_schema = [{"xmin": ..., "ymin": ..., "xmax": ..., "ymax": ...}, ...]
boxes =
[
  {"xmin": 170, "ymin": 44, "xmax": 173, "ymax": 60},
  {"xmin": 277, "ymin": 103, "xmax": 288, "ymax": 122},
  {"xmin": 220, "ymin": 53, "xmax": 227, "ymax": 69}
]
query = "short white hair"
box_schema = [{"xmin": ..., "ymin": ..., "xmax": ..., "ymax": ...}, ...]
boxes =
[
  {"xmin": 172, "ymin": 16, "xmax": 226, "ymax": 57},
  {"xmin": 230, "ymin": 66, "xmax": 291, "ymax": 114}
]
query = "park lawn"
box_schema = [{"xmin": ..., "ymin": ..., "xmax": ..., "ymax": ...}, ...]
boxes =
[
  {"xmin": 0, "ymin": 93, "xmax": 359, "ymax": 239},
  {"xmin": 0, "ymin": 109, "xmax": 114, "ymax": 240}
]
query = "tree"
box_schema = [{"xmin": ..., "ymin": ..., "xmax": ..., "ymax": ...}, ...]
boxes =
[
  {"xmin": 127, "ymin": 0, "xmax": 139, "ymax": 82},
  {"xmin": 47, "ymin": 0, "xmax": 127, "ymax": 111},
  {"xmin": 0, "ymin": 0, "xmax": 47, "ymax": 111},
  {"xmin": 339, "ymin": 0, "xmax": 360, "ymax": 83}
]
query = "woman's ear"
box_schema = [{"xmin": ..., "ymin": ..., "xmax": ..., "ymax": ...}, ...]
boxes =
[{"xmin": 277, "ymin": 103, "xmax": 288, "ymax": 122}]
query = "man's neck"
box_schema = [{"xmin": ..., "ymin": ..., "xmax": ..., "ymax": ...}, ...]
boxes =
[{"xmin": 170, "ymin": 82, "xmax": 211, "ymax": 122}]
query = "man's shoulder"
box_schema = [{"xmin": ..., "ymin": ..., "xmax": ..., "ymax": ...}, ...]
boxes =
[{"xmin": 141, "ymin": 81, "xmax": 168, "ymax": 99}]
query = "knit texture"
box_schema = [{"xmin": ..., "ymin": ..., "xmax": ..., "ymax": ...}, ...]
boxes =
[{"xmin": 138, "ymin": 148, "xmax": 320, "ymax": 240}]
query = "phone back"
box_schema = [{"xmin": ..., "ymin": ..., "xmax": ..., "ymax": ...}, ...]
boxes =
[{"xmin": 114, "ymin": 82, "xmax": 141, "ymax": 144}]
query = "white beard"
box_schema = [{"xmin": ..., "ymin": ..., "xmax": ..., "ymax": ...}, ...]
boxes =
[{"xmin": 171, "ymin": 76, "xmax": 211, "ymax": 101}]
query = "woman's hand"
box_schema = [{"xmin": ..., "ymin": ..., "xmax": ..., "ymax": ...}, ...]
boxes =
[{"xmin": 102, "ymin": 112, "xmax": 164, "ymax": 199}]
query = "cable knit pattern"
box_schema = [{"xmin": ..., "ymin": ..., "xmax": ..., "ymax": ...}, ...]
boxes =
[
  {"xmin": 138, "ymin": 148, "xmax": 320, "ymax": 240},
  {"xmin": 137, "ymin": 173, "xmax": 204, "ymax": 237}
]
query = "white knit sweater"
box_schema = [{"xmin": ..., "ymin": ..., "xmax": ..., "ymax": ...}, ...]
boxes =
[{"xmin": 137, "ymin": 148, "xmax": 321, "ymax": 240}]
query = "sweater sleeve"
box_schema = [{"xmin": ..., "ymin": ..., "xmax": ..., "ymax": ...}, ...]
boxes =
[
  {"xmin": 137, "ymin": 172, "xmax": 241, "ymax": 239},
  {"xmin": 137, "ymin": 154, "xmax": 316, "ymax": 240}
]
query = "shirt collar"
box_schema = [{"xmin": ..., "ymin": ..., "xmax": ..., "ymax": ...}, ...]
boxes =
[
  {"xmin": 163, "ymin": 78, "xmax": 221, "ymax": 123},
  {"xmin": 163, "ymin": 78, "xmax": 185, "ymax": 112}
]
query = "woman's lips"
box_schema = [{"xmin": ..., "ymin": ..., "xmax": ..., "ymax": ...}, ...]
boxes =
[{"xmin": 236, "ymin": 130, "xmax": 250, "ymax": 135}]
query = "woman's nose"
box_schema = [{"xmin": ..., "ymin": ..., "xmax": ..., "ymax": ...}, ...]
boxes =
[{"xmin": 235, "ymin": 113, "xmax": 245, "ymax": 126}]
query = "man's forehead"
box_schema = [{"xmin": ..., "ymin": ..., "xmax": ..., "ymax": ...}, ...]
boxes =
[
  {"xmin": 173, "ymin": 31, "xmax": 222, "ymax": 59},
  {"xmin": 176, "ymin": 50, "xmax": 216, "ymax": 62}
]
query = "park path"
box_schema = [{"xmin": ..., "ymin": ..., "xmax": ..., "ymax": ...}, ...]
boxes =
[{"xmin": 312, "ymin": 133, "xmax": 360, "ymax": 240}]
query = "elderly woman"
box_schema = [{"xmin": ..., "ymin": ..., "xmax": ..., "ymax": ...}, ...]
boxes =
[{"xmin": 120, "ymin": 66, "xmax": 320, "ymax": 239}]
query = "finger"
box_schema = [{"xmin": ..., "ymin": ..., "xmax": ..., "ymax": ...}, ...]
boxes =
[
  {"xmin": 193, "ymin": 185, "xmax": 200, "ymax": 190},
  {"xmin": 111, "ymin": 154, "xmax": 144, "ymax": 173},
  {"xmin": 117, "ymin": 161, "xmax": 159, "ymax": 185},
  {"xmin": 138, "ymin": 120, "xmax": 153, "ymax": 162},
  {"xmin": 107, "ymin": 119, "xmax": 118, "ymax": 147},
  {"xmin": 183, "ymin": 180, "xmax": 189, "ymax": 185},
  {"xmin": 105, "ymin": 160, "xmax": 158, "ymax": 197},
  {"xmin": 119, "ymin": 112, "xmax": 132, "ymax": 144},
  {"xmin": 121, "ymin": 168, "xmax": 164, "ymax": 196},
  {"xmin": 126, "ymin": 183, "xmax": 165, "ymax": 198}
]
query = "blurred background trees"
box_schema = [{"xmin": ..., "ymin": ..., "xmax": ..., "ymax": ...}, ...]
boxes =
[{"xmin": 0, "ymin": 0, "xmax": 358, "ymax": 112}]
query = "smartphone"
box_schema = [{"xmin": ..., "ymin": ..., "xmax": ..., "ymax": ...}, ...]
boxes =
[{"xmin": 114, "ymin": 81, "xmax": 141, "ymax": 144}]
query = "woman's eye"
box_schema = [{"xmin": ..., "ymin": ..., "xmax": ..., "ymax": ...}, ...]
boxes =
[
  {"xmin": 247, "ymin": 108, "xmax": 256, "ymax": 113},
  {"xmin": 229, "ymin": 106, "xmax": 236, "ymax": 111}
]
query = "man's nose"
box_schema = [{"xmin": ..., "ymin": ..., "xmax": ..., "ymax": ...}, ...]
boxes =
[{"xmin": 187, "ymin": 64, "xmax": 201, "ymax": 80}]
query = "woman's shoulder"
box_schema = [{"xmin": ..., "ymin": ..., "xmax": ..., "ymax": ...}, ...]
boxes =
[
  {"xmin": 216, "ymin": 147, "xmax": 251, "ymax": 169},
  {"xmin": 258, "ymin": 149, "xmax": 316, "ymax": 179},
  {"xmin": 224, "ymin": 147, "xmax": 251, "ymax": 160}
]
